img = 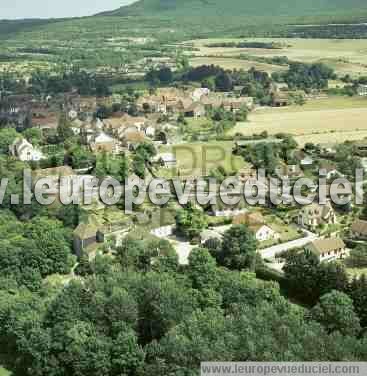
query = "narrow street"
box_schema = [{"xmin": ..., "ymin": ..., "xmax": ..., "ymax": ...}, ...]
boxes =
[{"xmin": 260, "ymin": 230, "xmax": 318, "ymax": 259}]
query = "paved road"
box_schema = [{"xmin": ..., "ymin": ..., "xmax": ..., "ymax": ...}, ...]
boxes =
[
  {"xmin": 172, "ymin": 240, "xmax": 194, "ymax": 265},
  {"xmin": 260, "ymin": 230, "xmax": 318, "ymax": 259}
]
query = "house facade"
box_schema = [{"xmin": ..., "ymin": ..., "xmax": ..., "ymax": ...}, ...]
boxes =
[
  {"xmin": 184, "ymin": 103, "xmax": 206, "ymax": 118},
  {"xmin": 275, "ymin": 164, "xmax": 303, "ymax": 179},
  {"xmin": 91, "ymin": 131, "xmax": 117, "ymax": 153},
  {"xmin": 305, "ymin": 237, "xmax": 348, "ymax": 262},
  {"xmin": 250, "ymin": 224, "xmax": 280, "ymax": 242},
  {"xmin": 73, "ymin": 223, "xmax": 99, "ymax": 256},
  {"xmin": 350, "ymin": 219, "xmax": 367, "ymax": 239},
  {"xmin": 358, "ymin": 84, "xmax": 367, "ymax": 96},
  {"xmin": 272, "ymin": 92, "xmax": 289, "ymax": 107},
  {"xmin": 298, "ymin": 202, "xmax": 337, "ymax": 230},
  {"xmin": 319, "ymin": 162, "xmax": 341, "ymax": 179},
  {"xmin": 10, "ymin": 138, "xmax": 45, "ymax": 162},
  {"xmin": 232, "ymin": 212, "xmax": 279, "ymax": 242},
  {"xmin": 223, "ymin": 97, "xmax": 254, "ymax": 112}
]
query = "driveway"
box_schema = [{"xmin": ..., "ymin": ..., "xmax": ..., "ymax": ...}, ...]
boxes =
[
  {"xmin": 153, "ymin": 229, "xmax": 195, "ymax": 265},
  {"xmin": 171, "ymin": 239, "xmax": 195, "ymax": 265},
  {"xmin": 260, "ymin": 230, "xmax": 318, "ymax": 259}
]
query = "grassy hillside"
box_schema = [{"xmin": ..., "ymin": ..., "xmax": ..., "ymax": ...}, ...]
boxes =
[
  {"xmin": 0, "ymin": 19, "xmax": 63, "ymax": 38},
  {"xmin": 0, "ymin": 0, "xmax": 366, "ymax": 75},
  {"xmin": 1, "ymin": 0, "xmax": 367, "ymax": 44},
  {"xmin": 104, "ymin": 0, "xmax": 367, "ymax": 19}
]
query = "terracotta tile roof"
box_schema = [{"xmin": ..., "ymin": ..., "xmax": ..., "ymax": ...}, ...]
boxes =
[{"xmin": 124, "ymin": 131, "xmax": 145, "ymax": 143}]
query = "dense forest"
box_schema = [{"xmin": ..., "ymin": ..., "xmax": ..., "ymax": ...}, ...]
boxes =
[{"xmin": 1, "ymin": 231, "xmax": 367, "ymax": 375}]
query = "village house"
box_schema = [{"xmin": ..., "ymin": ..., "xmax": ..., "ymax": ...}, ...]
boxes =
[
  {"xmin": 104, "ymin": 115, "xmax": 146, "ymax": 139},
  {"xmin": 293, "ymin": 150, "xmax": 314, "ymax": 167},
  {"xmin": 144, "ymin": 125, "xmax": 156, "ymax": 138},
  {"xmin": 352, "ymin": 141, "xmax": 367, "ymax": 157},
  {"xmin": 173, "ymin": 98, "xmax": 192, "ymax": 114},
  {"xmin": 137, "ymin": 96, "xmax": 167, "ymax": 114},
  {"xmin": 103, "ymin": 117, "xmax": 125, "ymax": 133},
  {"xmin": 250, "ymin": 224, "xmax": 280, "ymax": 242},
  {"xmin": 236, "ymin": 166, "xmax": 257, "ymax": 184},
  {"xmin": 70, "ymin": 118, "xmax": 84, "ymax": 135},
  {"xmin": 137, "ymin": 88, "xmax": 193, "ymax": 115},
  {"xmin": 122, "ymin": 131, "xmax": 146, "ymax": 151},
  {"xmin": 90, "ymin": 131, "xmax": 117, "ymax": 153},
  {"xmin": 232, "ymin": 212, "xmax": 279, "ymax": 242},
  {"xmin": 319, "ymin": 161, "xmax": 342, "ymax": 179},
  {"xmin": 319, "ymin": 143, "xmax": 337, "ymax": 157},
  {"xmin": 32, "ymin": 110, "xmax": 58, "ymax": 130},
  {"xmin": 10, "ymin": 138, "xmax": 45, "ymax": 162},
  {"xmin": 119, "ymin": 125, "xmax": 141, "ymax": 138},
  {"xmin": 79, "ymin": 96, "xmax": 98, "ymax": 115},
  {"xmin": 184, "ymin": 102, "xmax": 206, "ymax": 118},
  {"xmin": 357, "ymin": 84, "xmax": 367, "ymax": 96},
  {"xmin": 73, "ymin": 223, "xmax": 100, "ymax": 256},
  {"xmin": 61, "ymin": 92, "xmax": 79, "ymax": 111},
  {"xmin": 271, "ymin": 92, "xmax": 289, "ymax": 107},
  {"xmin": 191, "ymin": 87, "xmax": 210, "ymax": 102},
  {"xmin": 275, "ymin": 164, "xmax": 303, "ymax": 179},
  {"xmin": 154, "ymin": 152, "xmax": 177, "ymax": 169},
  {"xmin": 200, "ymin": 95, "xmax": 223, "ymax": 110},
  {"xmin": 0, "ymin": 95, "xmax": 31, "ymax": 128},
  {"xmin": 80, "ymin": 122, "xmax": 97, "ymax": 144},
  {"xmin": 297, "ymin": 201, "xmax": 337, "ymax": 230},
  {"xmin": 305, "ymin": 237, "xmax": 348, "ymax": 262},
  {"xmin": 68, "ymin": 109, "xmax": 78, "ymax": 120},
  {"xmin": 350, "ymin": 219, "xmax": 367, "ymax": 239},
  {"xmin": 223, "ymin": 97, "xmax": 254, "ymax": 112}
]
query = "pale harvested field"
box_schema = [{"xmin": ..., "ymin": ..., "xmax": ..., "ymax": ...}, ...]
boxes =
[
  {"xmin": 229, "ymin": 97, "xmax": 367, "ymax": 146},
  {"xmin": 187, "ymin": 38, "xmax": 367, "ymax": 77},
  {"xmin": 295, "ymin": 131, "xmax": 367, "ymax": 146},
  {"xmin": 190, "ymin": 57, "xmax": 285, "ymax": 74}
]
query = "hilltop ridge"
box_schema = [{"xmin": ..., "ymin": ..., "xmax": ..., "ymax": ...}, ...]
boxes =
[{"xmin": 101, "ymin": 0, "xmax": 367, "ymax": 19}]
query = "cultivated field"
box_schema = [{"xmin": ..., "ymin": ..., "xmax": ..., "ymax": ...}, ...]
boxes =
[
  {"xmin": 159, "ymin": 141, "xmax": 246, "ymax": 176},
  {"xmin": 187, "ymin": 38, "xmax": 367, "ymax": 77},
  {"xmin": 229, "ymin": 96, "xmax": 367, "ymax": 146},
  {"xmin": 190, "ymin": 57, "xmax": 286, "ymax": 74}
]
